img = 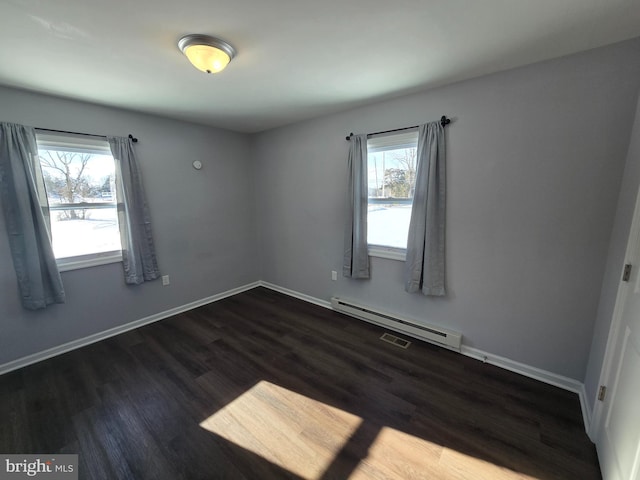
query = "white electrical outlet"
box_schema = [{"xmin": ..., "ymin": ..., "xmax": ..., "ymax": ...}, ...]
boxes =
[
  {"xmin": 331, "ymin": 270, "xmax": 337, "ymax": 281},
  {"xmin": 162, "ymin": 275, "xmax": 170, "ymax": 286}
]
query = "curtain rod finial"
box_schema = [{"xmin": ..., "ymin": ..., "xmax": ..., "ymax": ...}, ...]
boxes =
[
  {"xmin": 440, "ymin": 116, "xmax": 451, "ymax": 127},
  {"xmin": 129, "ymin": 134, "xmax": 138, "ymax": 143},
  {"xmin": 346, "ymin": 132, "xmax": 353, "ymax": 141}
]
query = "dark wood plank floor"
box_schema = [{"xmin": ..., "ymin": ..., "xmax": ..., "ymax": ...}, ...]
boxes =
[{"xmin": 0, "ymin": 287, "xmax": 600, "ymax": 479}]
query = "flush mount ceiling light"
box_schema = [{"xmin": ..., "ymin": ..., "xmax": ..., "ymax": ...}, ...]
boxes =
[{"xmin": 178, "ymin": 34, "xmax": 236, "ymax": 74}]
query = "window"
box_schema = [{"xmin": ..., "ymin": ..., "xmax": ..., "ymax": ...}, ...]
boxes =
[
  {"xmin": 36, "ymin": 132, "xmax": 122, "ymax": 271},
  {"xmin": 367, "ymin": 130, "xmax": 418, "ymax": 260}
]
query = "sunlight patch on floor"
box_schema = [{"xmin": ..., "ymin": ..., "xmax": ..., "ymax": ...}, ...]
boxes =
[
  {"xmin": 200, "ymin": 381, "xmax": 540, "ymax": 480},
  {"xmin": 200, "ymin": 380, "xmax": 362, "ymax": 479},
  {"xmin": 353, "ymin": 427, "xmax": 540, "ymax": 480}
]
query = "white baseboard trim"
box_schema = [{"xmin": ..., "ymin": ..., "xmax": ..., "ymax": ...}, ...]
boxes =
[
  {"xmin": 0, "ymin": 281, "xmax": 260, "ymax": 376},
  {"xmin": 257, "ymin": 283, "xmax": 593, "ymax": 435},
  {"xmin": 460, "ymin": 345, "xmax": 583, "ymax": 393},
  {"xmin": 460, "ymin": 345, "xmax": 592, "ymax": 435},
  {"xmin": 0, "ymin": 279, "xmax": 594, "ymax": 436},
  {"xmin": 259, "ymin": 281, "xmax": 332, "ymax": 309},
  {"xmin": 580, "ymin": 383, "xmax": 594, "ymax": 441}
]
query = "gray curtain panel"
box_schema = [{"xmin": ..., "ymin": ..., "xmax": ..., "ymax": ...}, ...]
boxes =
[
  {"xmin": 343, "ymin": 134, "xmax": 370, "ymax": 278},
  {"xmin": 108, "ymin": 136, "xmax": 160, "ymax": 285},
  {"xmin": 404, "ymin": 121, "xmax": 446, "ymax": 296},
  {"xmin": 0, "ymin": 122, "xmax": 65, "ymax": 309}
]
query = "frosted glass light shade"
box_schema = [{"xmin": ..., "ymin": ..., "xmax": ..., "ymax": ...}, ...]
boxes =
[
  {"xmin": 178, "ymin": 35, "xmax": 236, "ymax": 74},
  {"xmin": 183, "ymin": 45, "xmax": 230, "ymax": 73}
]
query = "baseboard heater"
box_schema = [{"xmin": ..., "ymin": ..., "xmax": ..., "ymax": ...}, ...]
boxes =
[{"xmin": 331, "ymin": 296, "xmax": 462, "ymax": 351}]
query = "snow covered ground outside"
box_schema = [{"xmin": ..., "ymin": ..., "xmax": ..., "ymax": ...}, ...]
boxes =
[
  {"xmin": 50, "ymin": 208, "xmax": 121, "ymax": 259},
  {"xmin": 367, "ymin": 204, "xmax": 412, "ymax": 249},
  {"xmin": 49, "ymin": 205, "xmax": 410, "ymax": 260}
]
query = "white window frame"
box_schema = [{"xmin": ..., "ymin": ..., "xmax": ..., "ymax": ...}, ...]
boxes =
[
  {"xmin": 36, "ymin": 132, "xmax": 122, "ymax": 271},
  {"xmin": 366, "ymin": 129, "xmax": 418, "ymax": 261}
]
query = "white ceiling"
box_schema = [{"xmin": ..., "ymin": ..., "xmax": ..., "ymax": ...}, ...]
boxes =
[{"xmin": 1, "ymin": 0, "xmax": 640, "ymax": 133}]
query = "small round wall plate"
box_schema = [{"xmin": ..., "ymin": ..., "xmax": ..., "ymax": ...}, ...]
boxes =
[{"xmin": 192, "ymin": 160, "xmax": 202, "ymax": 170}]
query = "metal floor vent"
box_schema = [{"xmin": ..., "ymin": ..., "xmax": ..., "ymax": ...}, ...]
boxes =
[{"xmin": 380, "ymin": 332, "xmax": 411, "ymax": 349}]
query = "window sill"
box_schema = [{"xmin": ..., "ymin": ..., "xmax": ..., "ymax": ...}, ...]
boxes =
[
  {"xmin": 368, "ymin": 246, "xmax": 406, "ymax": 261},
  {"xmin": 57, "ymin": 251, "xmax": 122, "ymax": 272}
]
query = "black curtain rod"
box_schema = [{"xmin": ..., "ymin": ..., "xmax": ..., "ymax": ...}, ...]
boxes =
[
  {"xmin": 345, "ymin": 115, "xmax": 450, "ymax": 141},
  {"xmin": 36, "ymin": 128, "xmax": 138, "ymax": 143}
]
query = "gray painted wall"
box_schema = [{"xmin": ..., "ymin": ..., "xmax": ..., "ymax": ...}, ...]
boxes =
[
  {"xmin": 0, "ymin": 86, "xmax": 258, "ymax": 365},
  {"xmin": 584, "ymin": 94, "xmax": 640, "ymax": 411},
  {"xmin": 253, "ymin": 39, "xmax": 640, "ymax": 380},
  {"xmin": 2, "ymin": 39, "xmax": 640, "ymax": 387}
]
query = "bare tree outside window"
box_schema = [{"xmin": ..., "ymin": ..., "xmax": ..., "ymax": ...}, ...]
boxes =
[
  {"xmin": 369, "ymin": 148, "xmax": 417, "ymax": 199},
  {"xmin": 39, "ymin": 150, "xmax": 113, "ymax": 220},
  {"xmin": 388, "ymin": 148, "xmax": 417, "ymax": 198},
  {"xmin": 36, "ymin": 144, "xmax": 121, "ymax": 260}
]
